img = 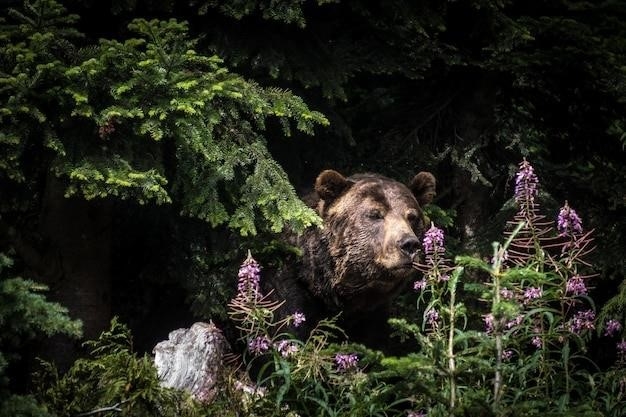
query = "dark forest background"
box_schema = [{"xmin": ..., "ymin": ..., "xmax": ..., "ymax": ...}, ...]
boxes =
[{"xmin": 2, "ymin": 0, "xmax": 626, "ymax": 408}]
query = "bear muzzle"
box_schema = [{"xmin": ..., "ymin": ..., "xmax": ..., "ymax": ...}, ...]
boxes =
[
  {"xmin": 374, "ymin": 232, "xmax": 421, "ymax": 275},
  {"xmin": 398, "ymin": 235, "xmax": 420, "ymax": 259}
]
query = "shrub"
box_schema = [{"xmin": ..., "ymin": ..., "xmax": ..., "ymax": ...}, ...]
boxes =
[{"xmin": 35, "ymin": 318, "xmax": 203, "ymax": 417}]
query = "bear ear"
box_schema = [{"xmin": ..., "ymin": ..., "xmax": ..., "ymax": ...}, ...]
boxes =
[
  {"xmin": 409, "ymin": 172, "xmax": 437, "ymax": 206},
  {"xmin": 315, "ymin": 170, "xmax": 354, "ymax": 203}
]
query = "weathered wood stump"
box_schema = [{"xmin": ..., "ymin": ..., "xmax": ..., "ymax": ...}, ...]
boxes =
[{"xmin": 153, "ymin": 321, "xmax": 229, "ymax": 403}]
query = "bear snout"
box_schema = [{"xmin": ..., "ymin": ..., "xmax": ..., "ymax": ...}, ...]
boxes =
[{"xmin": 398, "ymin": 235, "xmax": 420, "ymax": 259}]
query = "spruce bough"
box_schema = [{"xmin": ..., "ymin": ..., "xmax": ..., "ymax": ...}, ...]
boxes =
[{"xmin": 1, "ymin": 0, "xmax": 327, "ymax": 236}]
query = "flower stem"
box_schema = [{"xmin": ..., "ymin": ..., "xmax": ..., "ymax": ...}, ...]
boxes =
[
  {"xmin": 448, "ymin": 277, "xmax": 457, "ymax": 416},
  {"xmin": 492, "ymin": 252, "xmax": 503, "ymax": 412},
  {"xmin": 492, "ymin": 222, "xmax": 525, "ymax": 413}
]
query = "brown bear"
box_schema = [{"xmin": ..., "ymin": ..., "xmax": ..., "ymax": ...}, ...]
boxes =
[{"xmin": 263, "ymin": 169, "xmax": 436, "ymax": 345}]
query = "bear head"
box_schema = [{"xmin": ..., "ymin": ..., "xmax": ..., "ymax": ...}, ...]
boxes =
[{"xmin": 313, "ymin": 169, "xmax": 436, "ymax": 313}]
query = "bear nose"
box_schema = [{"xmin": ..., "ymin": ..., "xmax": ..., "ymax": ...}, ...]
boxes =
[{"xmin": 399, "ymin": 236, "xmax": 420, "ymax": 258}]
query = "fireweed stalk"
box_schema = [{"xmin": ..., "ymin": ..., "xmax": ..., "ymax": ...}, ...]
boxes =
[
  {"xmin": 228, "ymin": 252, "xmax": 308, "ymax": 361},
  {"xmin": 514, "ymin": 158, "xmax": 539, "ymax": 216},
  {"xmin": 430, "ymin": 159, "xmax": 621, "ymax": 416},
  {"xmin": 555, "ymin": 200, "xmax": 596, "ymax": 320},
  {"xmin": 489, "ymin": 222, "xmax": 525, "ymax": 410},
  {"xmin": 398, "ymin": 159, "xmax": 626, "ymax": 416},
  {"xmin": 513, "ymin": 167, "xmax": 598, "ymax": 401},
  {"xmin": 414, "ymin": 224, "xmax": 461, "ymax": 416},
  {"xmin": 499, "ymin": 161, "xmax": 602, "ymax": 406},
  {"xmin": 552, "ymin": 200, "xmax": 599, "ymax": 398},
  {"xmin": 227, "ymin": 252, "xmax": 379, "ymax": 415}
]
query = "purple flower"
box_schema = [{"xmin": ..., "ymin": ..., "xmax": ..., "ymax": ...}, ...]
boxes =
[
  {"xmin": 491, "ymin": 250, "xmax": 509, "ymax": 265},
  {"xmin": 501, "ymin": 349, "xmax": 514, "ymax": 361},
  {"xmin": 334, "ymin": 353, "xmax": 358, "ymax": 372},
  {"xmin": 566, "ymin": 275, "xmax": 588, "ymax": 296},
  {"xmin": 248, "ymin": 335, "xmax": 271, "ymax": 355},
  {"xmin": 557, "ymin": 201, "xmax": 583, "ymax": 236},
  {"xmin": 484, "ymin": 313, "xmax": 495, "ymax": 334},
  {"xmin": 523, "ymin": 286, "xmax": 542, "ymax": 303},
  {"xmin": 514, "ymin": 159, "xmax": 539, "ymax": 207},
  {"xmin": 237, "ymin": 254, "xmax": 261, "ymax": 297},
  {"xmin": 568, "ymin": 309, "xmax": 596, "ymax": 334},
  {"xmin": 500, "ymin": 288, "xmax": 514, "ymax": 300},
  {"xmin": 413, "ymin": 279, "xmax": 427, "ymax": 291},
  {"xmin": 618, "ymin": 340, "xmax": 626, "ymax": 364},
  {"xmin": 605, "ymin": 319, "xmax": 622, "ymax": 337},
  {"xmin": 275, "ymin": 340, "xmax": 299, "ymax": 357},
  {"xmin": 506, "ymin": 315, "xmax": 524, "ymax": 330},
  {"xmin": 407, "ymin": 411, "xmax": 426, "ymax": 417},
  {"xmin": 291, "ymin": 311, "xmax": 306, "ymax": 328},
  {"xmin": 425, "ymin": 308, "xmax": 440, "ymax": 329},
  {"xmin": 531, "ymin": 335, "xmax": 542, "ymax": 349},
  {"xmin": 423, "ymin": 224, "xmax": 445, "ymax": 256}
]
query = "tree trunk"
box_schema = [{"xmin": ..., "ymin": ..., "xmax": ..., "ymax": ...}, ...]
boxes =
[
  {"xmin": 153, "ymin": 322, "xmax": 230, "ymax": 403},
  {"xmin": 451, "ymin": 76, "xmax": 499, "ymax": 253},
  {"xmin": 38, "ymin": 174, "xmax": 113, "ymax": 369}
]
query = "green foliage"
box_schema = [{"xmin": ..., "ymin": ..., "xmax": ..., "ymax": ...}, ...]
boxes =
[
  {"xmin": 0, "ymin": 278, "xmax": 82, "ymax": 348},
  {"xmin": 36, "ymin": 318, "xmax": 203, "ymax": 417},
  {"xmin": 0, "ymin": 252, "xmax": 82, "ymax": 355},
  {"xmin": 0, "ymin": 394, "xmax": 54, "ymax": 417},
  {"xmin": 0, "ymin": 251, "xmax": 81, "ymax": 416},
  {"xmin": 200, "ymin": 1, "xmax": 455, "ymax": 103},
  {"xmin": 1, "ymin": 0, "xmax": 327, "ymax": 236},
  {"xmin": 598, "ymin": 279, "xmax": 626, "ymax": 336},
  {"xmin": 423, "ymin": 204, "xmax": 456, "ymax": 230},
  {"xmin": 0, "ymin": 0, "xmax": 80, "ymax": 183},
  {"xmin": 194, "ymin": 0, "xmax": 338, "ymax": 28}
]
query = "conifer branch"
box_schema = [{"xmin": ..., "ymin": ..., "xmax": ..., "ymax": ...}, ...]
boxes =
[{"xmin": 75, "ymin": 400, "xmax": 130, "ymax": 417}]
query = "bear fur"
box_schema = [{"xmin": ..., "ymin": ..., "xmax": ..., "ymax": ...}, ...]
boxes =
[{"xmin": 262, "ymin": 169, "xmax": 437, "ymax": 345}]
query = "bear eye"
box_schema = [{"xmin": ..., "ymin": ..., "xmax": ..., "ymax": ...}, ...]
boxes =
[
  {"xmin": 367, "ymin": 208, "xmax": 385, "ymax": 220},
  {"xmin": 406, "ymin": 210, "xmax": 419, "ymax": 222},
  {"xmin": 406, "ymin": 210, "xmax": 422, "ymax": 226}
]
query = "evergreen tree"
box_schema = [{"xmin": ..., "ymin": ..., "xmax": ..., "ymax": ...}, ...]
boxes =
[
  {"xmin": 0, "ymin": 252, "xmax": 81, "ymax": 417},
  {"xmin": 1, "ymin": 0, "xmax": 326, "ymax": 236},
  {"xmin": 0, "ymin": 0, "xmax": 326, "ymax": 370}
]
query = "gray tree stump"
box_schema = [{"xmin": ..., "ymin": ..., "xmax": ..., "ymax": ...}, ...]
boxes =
[{"xmin": 153, "ymin": 321, "xmax": 229, "ymax": 403}]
